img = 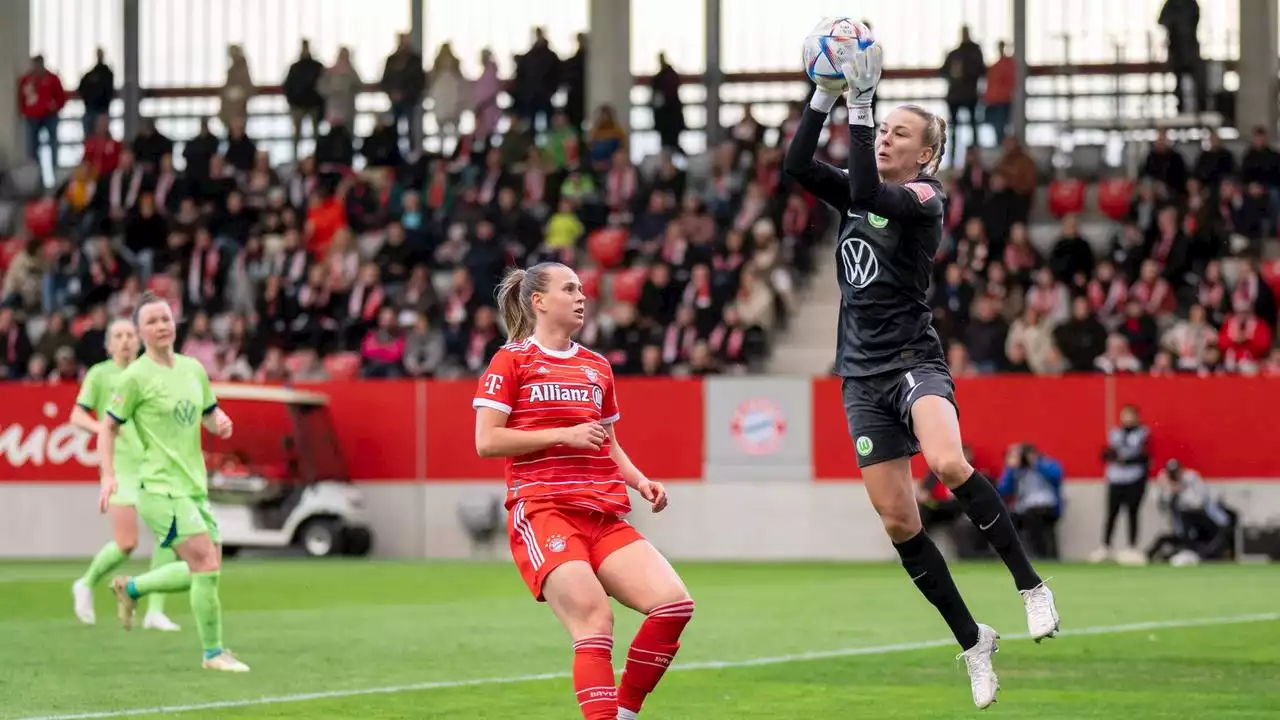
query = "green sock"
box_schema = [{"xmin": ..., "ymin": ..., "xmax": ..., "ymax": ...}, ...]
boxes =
[
  {"xmin": 80, "ymin": 542, "xmax": 130, "ymax": 587},
  {"xmin": 190, "ymin": 572, "xmax": 224, "ymax": 653},
  {"xmin": 145, "ymin": 545, "xmax": 181, "ymax": 614},
  {"xmin": 131, "ymin": 559, "xmax": 191, "ymax": 597}
]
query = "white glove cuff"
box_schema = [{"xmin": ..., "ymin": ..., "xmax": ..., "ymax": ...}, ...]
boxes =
[
  {"xmin": 849, "ymin": 105, "xmax": 874, "ymax": 128},
  {"xmin": 809, "ymin": 90, "xmax": 839, "ymax": 114}
]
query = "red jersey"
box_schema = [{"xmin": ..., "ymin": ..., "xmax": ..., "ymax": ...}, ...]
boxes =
[{"xmin": 473, "ymin": 339, "xmax": 629, "ymax": 516}]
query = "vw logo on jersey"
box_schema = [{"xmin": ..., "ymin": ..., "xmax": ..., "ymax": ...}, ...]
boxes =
[{"xmin": 839, "ymin": 238, "xmax": 880, "ymax": 289}]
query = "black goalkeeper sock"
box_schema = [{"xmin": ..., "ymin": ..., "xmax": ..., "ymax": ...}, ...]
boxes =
[
  {"xmin": 893, "ymin": 531, "xmax": 981, "ymax": 650},
  {"xmin": 952, "ymin": 471, "xmax": 1043, "ymax": 591}
]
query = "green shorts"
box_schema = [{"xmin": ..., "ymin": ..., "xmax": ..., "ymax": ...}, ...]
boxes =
[
  {"xmin": 107, "ymin": 477, "xmax": 140, "ymax": 507},
  {"xmin": 137, "ymin": 493, "xmax": 221, "ymax": 548}
]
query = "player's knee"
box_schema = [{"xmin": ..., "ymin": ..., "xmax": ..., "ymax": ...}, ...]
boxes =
[
  {"xmin": 879, "ymin": 511, "xmax": 923, "ymax": 543},
  {"xmin": 180, "ymin": 540, "xmax": 220, "ymax": 572},
  {"xmin": 116, "ymin": 539, "xmax": 137, "ymax": 555},
  {"xmin": 568, "ymin": 594, "xmax": 614, "ymax": 636},
  {"xmin": 928, "ymin": 452, "xmax": 974, "ymax": 489}
]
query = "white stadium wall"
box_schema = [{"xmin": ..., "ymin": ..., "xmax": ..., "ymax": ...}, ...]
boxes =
[{"xmin": 2, "ymin": 480, "xmax": 1277, "ymax": 562}]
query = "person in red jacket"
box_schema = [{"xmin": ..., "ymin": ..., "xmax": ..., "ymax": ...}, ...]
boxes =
[
  {"xmin": 18, "ymin": 55, "xmax": 67, "ymax": 175},
  {"xmin": 1219, "ymin": 296, "xmax": 1273, "ymax": 372},
  {"xmin": 81, "ymin": 114, "xmax": 121, "ymax": 178}
]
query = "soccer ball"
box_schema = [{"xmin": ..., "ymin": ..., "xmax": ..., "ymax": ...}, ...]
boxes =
[{"xmin": 803, "ymin": 17, "xmax": 875, "ymax": 94}]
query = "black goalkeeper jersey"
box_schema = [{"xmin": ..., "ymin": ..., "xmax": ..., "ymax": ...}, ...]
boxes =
[{"xmin": 784, "ymin": 106, "xmax": 947, "ymax": 378}]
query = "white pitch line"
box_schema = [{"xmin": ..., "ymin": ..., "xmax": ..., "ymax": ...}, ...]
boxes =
[{"xmin": 19, "ymin": 612, "xmax": 1279, "ymax": 720}]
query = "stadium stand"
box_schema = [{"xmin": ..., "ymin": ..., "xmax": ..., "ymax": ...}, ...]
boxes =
[{"xmin": 2, "ymin": 41, "xmax": 1279, "ymax": 384}]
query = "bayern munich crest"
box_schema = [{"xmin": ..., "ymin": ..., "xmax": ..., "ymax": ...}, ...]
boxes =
[
  {"xmin": 729, "ymin": 398, "xmax": 787, "ymax": 456},
  {"xmin": 545, "ymin": 534, "xmax": 567, "ymax": 553},
  {"xmin": 583, "ymin": 367, "xmax": 599, "ymax": 383}
]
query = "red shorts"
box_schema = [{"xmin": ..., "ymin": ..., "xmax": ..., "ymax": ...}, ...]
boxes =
[{"xmin": 507, "ymin": 501, "xmax": 644, "ymax": 601}]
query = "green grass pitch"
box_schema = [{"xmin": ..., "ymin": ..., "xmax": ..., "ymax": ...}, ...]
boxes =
[{"xmin": 1, "ymin": 560, "xmax": 1278, "ymax": 719}]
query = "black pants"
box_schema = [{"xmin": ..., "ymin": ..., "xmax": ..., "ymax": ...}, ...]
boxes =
[
  {"xmin": 1104, "ymin": 481, "xmax": 1147, "ymax": 547},
  {"xmin": 1014, "ymin": 507, "xmax": 1060, "ymax": 560}
]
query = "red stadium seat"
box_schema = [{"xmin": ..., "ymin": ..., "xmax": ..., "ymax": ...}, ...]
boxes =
[
  {"xmin": 1096, "ymin": 178, "xmax": 1134, "ymax": 222},
  {"xmin": 1260, "ymin": 259, "xmax": 1280, "ymax": 301},
  {"xmin": 324, "ymin": 352, "xmax": 362, "ymax": 381},
  {"xmin": 24, "ymin": 198, "xmax": 56, "ymax": 239},
  {"xmin": 71, "ymin": 314, "xmax": 92, "ymax": 337},
  {"xmin": 578, "ymin": 266, "xmax": 601, "ymax": 300},
  {"xmin": 610, "ymin": 267, "xmax": 647, "ymax": 305},
  {"xmin": 1047, "ymin": 178, "xmax": 1086, "ymax": 219},
  {"xmin": 587, "ymin": 228, "xmax": 627, "ymax": 269},
  {"xmin": 284, "ymin": 352, "xmax": 309, "ymax": 377}
]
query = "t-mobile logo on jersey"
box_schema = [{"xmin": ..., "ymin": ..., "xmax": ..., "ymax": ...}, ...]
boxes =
[
  {"xmin": 483, "ymin": 374, "xmax": 504, "ymax": 395},
  {"xmin": 840, "ymin": 237, "xmax": 880, "ymax": 289}
]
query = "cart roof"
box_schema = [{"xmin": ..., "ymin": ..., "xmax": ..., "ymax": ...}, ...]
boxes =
[{"xmin": 210, "ymin": 383, "xmax": 329, "ymax": 406}]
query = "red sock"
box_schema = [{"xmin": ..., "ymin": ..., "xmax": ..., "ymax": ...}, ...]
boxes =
[
  {"xmin": 618, "ymin": 599, "xmax": 695, "ymax": 713},
  {"xmin": 572, "ymin": 634, "xmax": 618, "ymax": 720}
]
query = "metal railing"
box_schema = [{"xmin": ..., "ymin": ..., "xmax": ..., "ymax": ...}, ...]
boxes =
[{"xmin": 35, "ymin": 59, "xmax": 1233, "ymax": 178}]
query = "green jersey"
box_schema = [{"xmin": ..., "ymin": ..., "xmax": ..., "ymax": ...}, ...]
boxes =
[
  {"xmin": 76, "ymin": 360, "xmax": 145, "ymax": 480},
  {"xmin": 106, "ymin": 354, "xmax": 217, "ymax": 498}
]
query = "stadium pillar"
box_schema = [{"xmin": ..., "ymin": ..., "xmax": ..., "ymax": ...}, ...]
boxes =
[
  {"xmin": 704, "ymin": 0, "xmax": 722, "ymax": 147},
  {"xmin": 587, "ymin": 0, "xmax": 631, "ymax": 134},
  {"xmin": 1237, "ymin": 0, "xmax": 1279, "ymax": 135},
  {"xmin": 410, "ymin": 0, "xmax": 425, "ymax": 150},
  {"xmin": 123, "ymin": 0, "xmax": 141, "ymax": 140},
  {"xmin": 1011, "ymin": 0, "xmax": 1028, "ymax": 142},
  {"xmin": 0, "ymin": 0, "xmax": 30, "ymax": 165}
]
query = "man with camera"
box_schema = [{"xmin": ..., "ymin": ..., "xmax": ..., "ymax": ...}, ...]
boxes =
[
  {"xmin": 996, "ymin": 444, "xmax": 1064, "ymax": 560},
  {"xmin": 1147, "ymin": 459, "xmax": 1238, "ymax": 565}
]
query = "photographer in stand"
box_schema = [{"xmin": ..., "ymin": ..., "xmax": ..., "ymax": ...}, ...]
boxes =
[
  {"xmin": 1147, "ymin": 459, "xmax": 1239, "ymax": 565},
  {"xmin": 996, "ymin": 444, "xmax": 1064, "ymax": 560}
]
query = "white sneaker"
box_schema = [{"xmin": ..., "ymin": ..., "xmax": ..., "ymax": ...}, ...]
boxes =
[
  {"xmin": 202, "ymin": 650, "xmax": 251, "ymax": 672},
  {"xmin": 1087, "ymin": 546, "xmax": 1112, "ymax": 563},
  {"xmin": 72, "ymin": 580, "xmax": 95, "ymax": 625},
  {"xmin": 958, "ymin": 624, "xmax": 1000, "ymax": 709},
  {"xmin": 143, "ymin": 612, "xmax": 181, "ymax": 632},
  {"xmin": 1116, "ymin": 548, "xmax": 1148, "ymax": 566},
  {"xmin": 1021, "ymin": 582, "xmax": 1060, "ymax": 642}
]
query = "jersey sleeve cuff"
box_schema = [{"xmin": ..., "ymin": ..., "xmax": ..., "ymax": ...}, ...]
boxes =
[
  {"xmin": 472, "ymin": 398, "xmax": 512, "ymax": 414},
  {"xmin": 105, "ymin": 410, "xmax": 127, "ymax": 425},
  {"xmin": 76, "ymin": 402, "xmax": 94, "ymax": 412},
  {"xmin": 202, "ymin": 402, "xmax": 218, "ymax": 416},
  {"xmin": 601, "ymin": 413, "xmax": 621, "ymax": 425}
]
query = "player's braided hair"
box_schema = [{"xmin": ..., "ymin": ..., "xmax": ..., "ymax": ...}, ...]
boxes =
[
  {"xmin": 497, "ymin": 262, "xmax": 568, "ymax": 342},
  {"xmin": 899, "ymin": 104, "xmax": 946, "ymax": 176}
]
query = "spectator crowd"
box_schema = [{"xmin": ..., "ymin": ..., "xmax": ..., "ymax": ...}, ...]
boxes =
[
  {"xmin": 932, "ymin": 128, "xmax": 1280, "ymax": 379},
  {"xmin": 5, "ymin": 17, "xmax": 1279, "ymax": 385},
  {"xmin": 2, "ymin": 32, "xmax": 819, "ymax": 383}
]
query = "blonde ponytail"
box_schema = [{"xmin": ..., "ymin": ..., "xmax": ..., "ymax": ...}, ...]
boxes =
[
  {"xmin": 496, "ymin": 262, "xmax": 566, "ymax": 342},
  {"xmin": 497, "ymin": 269, "xmax": 532, "ymax": 342}
]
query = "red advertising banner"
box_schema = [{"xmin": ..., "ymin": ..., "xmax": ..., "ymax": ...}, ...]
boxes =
[
  {"xmin": 1, "ymin": 376, "xmax": 1276, "ymax": 483},
  {"xmin": 424, "ymin": 378, "xmax": 705, "ymax": 481},
  {"xmin": 812, "ymin": 376, "xmax": 1106, "ymax": 480},
  {"xmin": 813, "ymin": 375, "xmax": 1280, "ymax": 480}
]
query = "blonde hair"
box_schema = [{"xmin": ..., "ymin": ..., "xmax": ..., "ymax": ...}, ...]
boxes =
[
  {"xmin": 898, "ymin": 104, "xmax": 948, "ymax": 175},
  {"xmin": 496, "ymin": 262, "xmax": 568, "ymax": 342}
]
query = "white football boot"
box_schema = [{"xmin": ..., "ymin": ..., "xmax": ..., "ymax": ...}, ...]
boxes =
[
  {"xmin": 959, "ymin": 624, "xmax": 1000, "ymax": 709},
  {"xmin": 1021, "ymin": 581, "xmax": 1060, "ymax": 642},
  {"xmin": 72, "ymin": 580, "xmax": 96, "ymax": 625},
  {"xmin": 143, "ymin": 611, "xmax": 182, "ymax": 631},
  {"xmin": 203, "ymin": 650, "xmax": 251, "ymax": 672}
]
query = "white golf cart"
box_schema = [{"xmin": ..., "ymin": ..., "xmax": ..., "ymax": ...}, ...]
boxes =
[{"xmin": 205, "ymin": 384, "xmax": 374, "ymax": 558}]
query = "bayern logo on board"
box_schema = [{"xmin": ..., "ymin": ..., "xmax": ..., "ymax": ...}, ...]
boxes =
[{"xmin": 729, "ymin": 399, "xmax": 787, "ymax": 456}]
